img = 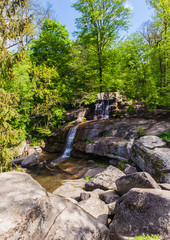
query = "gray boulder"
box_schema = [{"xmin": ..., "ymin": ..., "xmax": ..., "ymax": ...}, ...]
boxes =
[
  {"xmin": 21, "ymin": 151, "xmax": 39, "ymax": 168},
  {"xmin": 0, "ymin": 172, "xmax": 110, "ymax": 240},
  {"xmin": 109, "ymin": 188, "xmax": 170, "ymax": 240},
  {"xmin": 116, "ymin": 172, "xmax": 161, "ymax": 195},
  {"xmin": 78, "ymin": 197, "xmax": 109, "ymax": 226},
  {"xmin": 131, "ymin": 136, "xmax": 170, "ymax": 183},
  {"xmin": 85, "ymin": 165, "xmax": 125, "ymax": 191},
  {"xmin": 85, "ymin": 137, "xmax": 130, "ymax": 159}
]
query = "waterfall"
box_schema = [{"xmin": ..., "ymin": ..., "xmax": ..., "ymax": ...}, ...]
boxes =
[
  {"xmin": 50, "ymin": 125, "xmax": 78, "ymax": 166},
  {"xmin": 94, "ymin": 100, "xmax": 112, "ymax": 120},
  {"xmin": 62, "ymin": 125, "xmax": 78, "ymax": 158}
]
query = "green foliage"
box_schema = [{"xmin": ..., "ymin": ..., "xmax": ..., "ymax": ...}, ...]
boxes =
[
  {"xmin": 30, "ymin": 137, "xmax": 45, "ymax": 147},
  {"xmin": 0, "ymin": 89, "xmax": 26, "ymax": 172},
  {"xmin": 118, "ymin": 163, "xmax": 125, "ymax": 172},
  {"xmin": 133, "ymin": 234, "xmax": 162, "ymax": 240},
  {"xmin": 126, "ymin": 104, "xmax": 136, "ymax": 113},
  {"xmin": 85, "ymin": 174, "xmax": 96, "ymax": 181},
  {"xmin": 159, "ymin": 132, "xmax": 170, "ymax": 142},
  {"xmin": 86, "ymin": 138, "xmax": 94, "ymax": 144},
  {"xmin": 73, "ymin": 0, "xmax": 131, "ymax": 92}
]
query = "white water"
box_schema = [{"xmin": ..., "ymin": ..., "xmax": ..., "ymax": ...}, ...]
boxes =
[
  {"xmin": 50, "ymin": 125, "xmax": 78, "ymax": 166},
  {"xmin": 62, "ymin": 125, "xmax": 78, "ymax": 158},
  {"xmin": 94, "ymin": 100, "xmax": 111, "ymax": 120}
]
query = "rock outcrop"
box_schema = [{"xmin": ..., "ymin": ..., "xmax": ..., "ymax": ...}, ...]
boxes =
[
  {"xmin": 109, "ymin": 188, "xmax": 170, "ymax": 240},
  {"xmin": 0, "ymin": 171, "xmax": 110, "ymax": 240},
  {"xmin": 131, "ymin": 136, "xmax": 170, "ymax": 183}
]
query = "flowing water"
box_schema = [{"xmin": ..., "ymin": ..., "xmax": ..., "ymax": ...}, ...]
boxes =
[
  {"xmin": 62, "ymin": 125, "xmax": 78, "ymax": 158},
  {"xmin": 94, "ymin": 100, "xmax": 112, "ymax": 120},
  {"xmin": 50, "ymin": 125, "xmax": 78, "ymax": 166}
]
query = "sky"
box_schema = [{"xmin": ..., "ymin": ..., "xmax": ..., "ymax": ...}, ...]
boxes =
[{"xmin": 42, "ymin": 0, "xmax": 154, "ymax": 39}]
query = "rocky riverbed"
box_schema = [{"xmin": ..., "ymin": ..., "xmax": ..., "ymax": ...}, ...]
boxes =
[{"xmin": 0, "ymin": 165, "xmax": 170, "ymax": 240}]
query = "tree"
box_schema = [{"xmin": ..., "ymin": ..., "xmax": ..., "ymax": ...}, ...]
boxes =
[
  {"xmin": 30, "ymin": 19, "xmax": 72, "ymax": 129},
  {"xmin": 146, "ymin": 0, "xmax": 170, "ymax": 89},
  {"xmin": 73, "ymin": 0, "xmax": 131, "ymax": 92}
]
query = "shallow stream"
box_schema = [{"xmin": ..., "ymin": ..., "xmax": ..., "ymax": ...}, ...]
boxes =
[{"xmin": 26, "ymin": 153, "xmax": 91, "ymax": 192}]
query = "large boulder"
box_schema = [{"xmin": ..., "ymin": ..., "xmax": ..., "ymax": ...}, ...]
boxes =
[
  {"xmin": 131, "ymin": 136, "xmax": 170, "ymax": 183},
  {"xmin": 0, "ymin": 172, "xmax": 110, "ymax": 240},
  {"xmin": 115, "ymin": 172, "xmax": 161, "ymax": 195},
  {"xmin": 85, "ymin": 165, "xmax": 125, "ymax": 191},
  {"xmin": 109, "ymin": 188, "xmax": 170, "ymax": 240},
  {"xmin": 85, "ymin": 137, "xmax": 130, "ymax": 159}
]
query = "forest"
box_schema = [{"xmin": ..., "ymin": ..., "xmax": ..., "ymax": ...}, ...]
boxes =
[{"xmin": 0, "ymin": 0, "xmax": 170, "ymax": 171}]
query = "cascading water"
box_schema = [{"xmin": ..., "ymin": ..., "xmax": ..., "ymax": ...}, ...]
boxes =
[
  {"xmin": 94, "ymin": 100, "xmax": 112, "ymax": 120},
  {"xmin": 50, "ymin": 125, "xmax": 78, "ymax": 166},
  {"xmin": 62, "ymin": 125, "xmax": 78, "ymax": 158}
]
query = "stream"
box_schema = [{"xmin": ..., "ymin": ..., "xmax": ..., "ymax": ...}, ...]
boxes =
[{"xmin": 26, "ymin": 153, "xmax": 91, "ymax": 193}]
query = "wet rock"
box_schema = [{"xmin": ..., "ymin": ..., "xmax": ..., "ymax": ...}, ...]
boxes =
[
  {"xmin": 44, "ymin": 124, "xmax": 71, "ymax": 153},
  {"xmin": 109, "ymin": 188, "xmax": 170, "ymax": 240},
  {"xmin": 21, "ymin": 151, "xmax": 39, "ymax": 168},
  {"xmin": 0, "ymin": 172, "xmax": 110, "ymax": 240},
  {"xmin": 100, "ymin": 190, "xmax": 120, "ymax": 204},
  {"xmin": 115, "ymin": 172, "xmax": 161, "ymax": 195},
  {"xmin": 78, "ymin": 197, "xmax": 109, "ymax": 226},
  {"xmin": 85, "ymin": 165, "xmax": 125, "ymax": 191},
  {"xmin": 131, "ymin": 136, "xmax": 170, "ymax": 183}
]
